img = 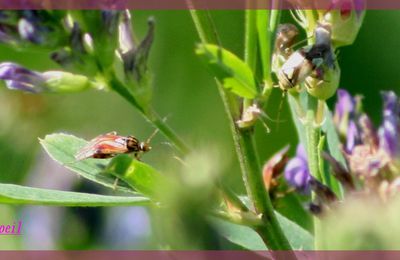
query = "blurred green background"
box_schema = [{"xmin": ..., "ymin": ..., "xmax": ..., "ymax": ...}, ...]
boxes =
[{"xmin": 0, "ymin": 10, "xmax": 398, "ymax": 249}]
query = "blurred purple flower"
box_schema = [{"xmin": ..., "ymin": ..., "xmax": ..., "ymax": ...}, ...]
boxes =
[
  {"xmin": 333, "ymin": 89, "xmax": 362, "ymax": 152},
  {"xmin": 284, "ymin": 145, "xmax": 312, "ymax": 193},
  {"xmin": 378, "ymin": 91, "xmax": 400, "ymax": 158},
  {"xmin": 0, "ymin": 62, "xmax": 45, "ymax": 93}
]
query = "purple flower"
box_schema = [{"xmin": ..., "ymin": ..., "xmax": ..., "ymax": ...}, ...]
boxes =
[
  {"xmin": 0, "ymin": 62, "xmax": 45, "ymax": 93},
  {"xmin": 0, "ymin": 62, "xmax": 92, "ymax": 93},
  {"xmin": 284, "ymin": 145, "xmax": 312, "ymax": 192},
  {"xmin": 378, "ymin": 91, "xmax": 400, "ymax": 158},
  {"xmin": 333, "ymin": 89, "xmax": 362, "ymax": 152}
]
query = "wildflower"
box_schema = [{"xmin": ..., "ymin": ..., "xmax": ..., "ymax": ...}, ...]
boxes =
[
  {"xmin": 333, "ymin": 89, "xmax": 362, "ymax": 152},
  {"xmin": 378, "ymin": 91, "xmax": 400, "ymax": 158},
  {"xmin": 284, "ymin": 144, "xmax": 312, "ymax": 193},
  {"xmin": 289, "ymin": 0, "xmax": 365, "ymax": 47},
  {"xmin": 327, "ymin": 90, "xmax": 400, "ymax": 201},
  {"xmin": 0, "ymin": 62, "xmax": 94, "ymax": 93},
  {"xmin": 324, "ymin": 0, "xmax": 366, "ymax": 47},
  {"xmin": 0, "ymin": 62, "xmax": 45, "ymax": 93},
  {"xmin": 114, "ymin": 11, "xmax": 155, "ymax": 109}
]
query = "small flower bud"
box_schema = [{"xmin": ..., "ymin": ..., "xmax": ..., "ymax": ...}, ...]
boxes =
[
  {"xmin": 0, "ymin": 62, "xmax": 45, "ymax": 93},
  {"xmin": 118, "ymin": 11, "xmax": 154, "ymax": 83},
  {"xmin": 284, "ymin": 145, "xmax": 312, "ymax": 193},
  {"xmin": 323, "ymin": 0, "xmax": 366, "ymax": 47},
  {"xmin": 305, "ymin": 60, "xmax": 340, "ymax": 100},
  {"xmin": 42, "ymin": 71, "xmax": 93, "ymax": 93},
  {"xmin": 378, "ymin": 91, "xmax": 400, "ymax": 158},
  {"xmin": 0, "ymin": 62, "xmax": 94, "ymax": 93}
]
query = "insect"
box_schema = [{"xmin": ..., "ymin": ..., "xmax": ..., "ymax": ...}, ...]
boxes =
[
  {"xmin": 274, "ymin": 23, "xmax": 299, "ymax": 58},
  {"xmin": 277, "ymin": 24, "xmax": 335, "ymax": 91},
  {"xmin": 75, "ymin": 130, "xmax": 158, "ymax": 161},
  {"xmin": 272, "ymin": 23, "xmax": 299, "ymax": 75}
]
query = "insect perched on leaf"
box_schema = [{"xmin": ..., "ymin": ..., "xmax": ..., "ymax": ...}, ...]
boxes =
[{"xmin": 75, "ymin": 129, "xmax": 158, "ymax": 161}]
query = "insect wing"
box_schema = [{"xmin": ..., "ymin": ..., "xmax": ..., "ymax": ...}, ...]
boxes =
[
  {"xmin": 278, "ymin": 51, "xmax": 312, "ymax": 90},
  {"xmin": 75, "ymin": 133, "xmax": 128, "ymax": 160}
]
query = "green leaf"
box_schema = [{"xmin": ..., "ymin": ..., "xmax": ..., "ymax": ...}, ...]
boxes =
[
  {"xmin": 211, "ymin": 217, "xmax": 268, "ymax": 250},
  {"xmin": 196, "ymin": 44, "xmax": 258, "ymax": 99},
  {"xmin": 0, "ymin": 183, "xmax": 150, "ymax": 206},
  {"xmin": 275, "ymin": 211, "xmax": 314, "ymax": 250},
  {"xmin": 213, "ymin": 197, "xmax": 314, "ymax": 250},
  {"xmin": 212, "ymin": 211, "xmax": 313, "ymax": 250},
  {"xmin": 256, "ymin": 10, "xmax": 271, "ymax": 81},
  {"xmin": 40, "ymin": 133, "xmax": 134, "ymax": 194},
  {"xmin": 105, "ymin": 155, "xmax": 164, "ymax": 198}
]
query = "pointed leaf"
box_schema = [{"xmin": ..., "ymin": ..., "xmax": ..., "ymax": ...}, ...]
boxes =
[
  {"xmin": 196, "ymin": 44, "xmax": 258, "ymax": 99},
  {"xmin": 40, "ymin": 133, "xmax": 134, "ymax": 194},
  {"xmin": 211, "ymin": 217, "xmax": 268, "ymax": 250},
  {"xmin": 212, "ymin": 197, "xmax": 314, "ymax": 250},
  {"xmin": 0, "ymin": 183, "xmax": 150, "ymax": 206}
]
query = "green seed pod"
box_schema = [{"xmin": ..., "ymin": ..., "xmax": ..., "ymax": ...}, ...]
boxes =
[{"xmin": 43, "ymin": 71, "xmax": 94, "ymax": 93}]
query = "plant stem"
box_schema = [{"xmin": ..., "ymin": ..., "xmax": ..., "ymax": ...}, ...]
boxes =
[
  {"xmin": 147, "ymin": 110, "xmax": 190, "ymax": 155},
  {"xmin": 189, "ymin": 8, "xmax": 293, "ymax": 251},
  {"xmin": 108, "ymin": 75, "xmax": 190, "ymax": 155},
  {"xmin": 305, "ymin": 95, "xmax": 324, "ymax": 250}
]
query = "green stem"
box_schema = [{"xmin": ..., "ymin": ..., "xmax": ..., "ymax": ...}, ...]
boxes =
[
  {"xmin": 107, "ymin": 76, "xmax": 190, "ymax": 155},
  {"xmin": 189, "ymin": 8, "xmax": 293, "ymax": 251},
  {"xmin": 147, "ymin": 110, "xmax": 190, "ymax": 155},
  {"xmin": 305, "ymin": 95, "xmax": 323, "ymax": 250}
]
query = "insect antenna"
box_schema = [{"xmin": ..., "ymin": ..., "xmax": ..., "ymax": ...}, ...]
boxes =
[
  {"xmin": 145, "ymin": 127, "xmax": 160, "ymax": 144},
  {"xmin": 145, "ymin": 114, "xmax": 172, "ymax": 145}
]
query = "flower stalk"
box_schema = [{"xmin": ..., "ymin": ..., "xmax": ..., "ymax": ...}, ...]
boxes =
[{"xmin": 189, "ymin": 8, "xmax": 293, "ymax": 251}]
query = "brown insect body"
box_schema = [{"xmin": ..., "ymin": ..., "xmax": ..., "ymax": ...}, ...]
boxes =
[
  {"xmin": 276, "ymin": 23, "xmax": 336, "ymax": 91},
  {"xmin": 75, "ymin": 132, "xmax": 152, "ymax": 161}
]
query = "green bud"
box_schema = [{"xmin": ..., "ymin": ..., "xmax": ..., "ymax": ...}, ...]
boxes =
[
  {"xmin": 323, "ymin": 7, "xmax": 365, "ymax": 48},
  {"xmin": 43, "ymin": 71, "xmax": 94, "ymax": 93},
  {"xmin": 305, "ymin": 60, "xmax": 341, "ymax": 100}
]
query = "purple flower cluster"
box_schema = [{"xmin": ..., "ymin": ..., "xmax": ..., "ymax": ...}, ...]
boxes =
[
  {"xmin": 284, "ymin": 89, "xmax": 400, "ymax": 200},
  {"xmin": 335, "ymin": 89, "xmax": 399, "ymax": 178}
]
